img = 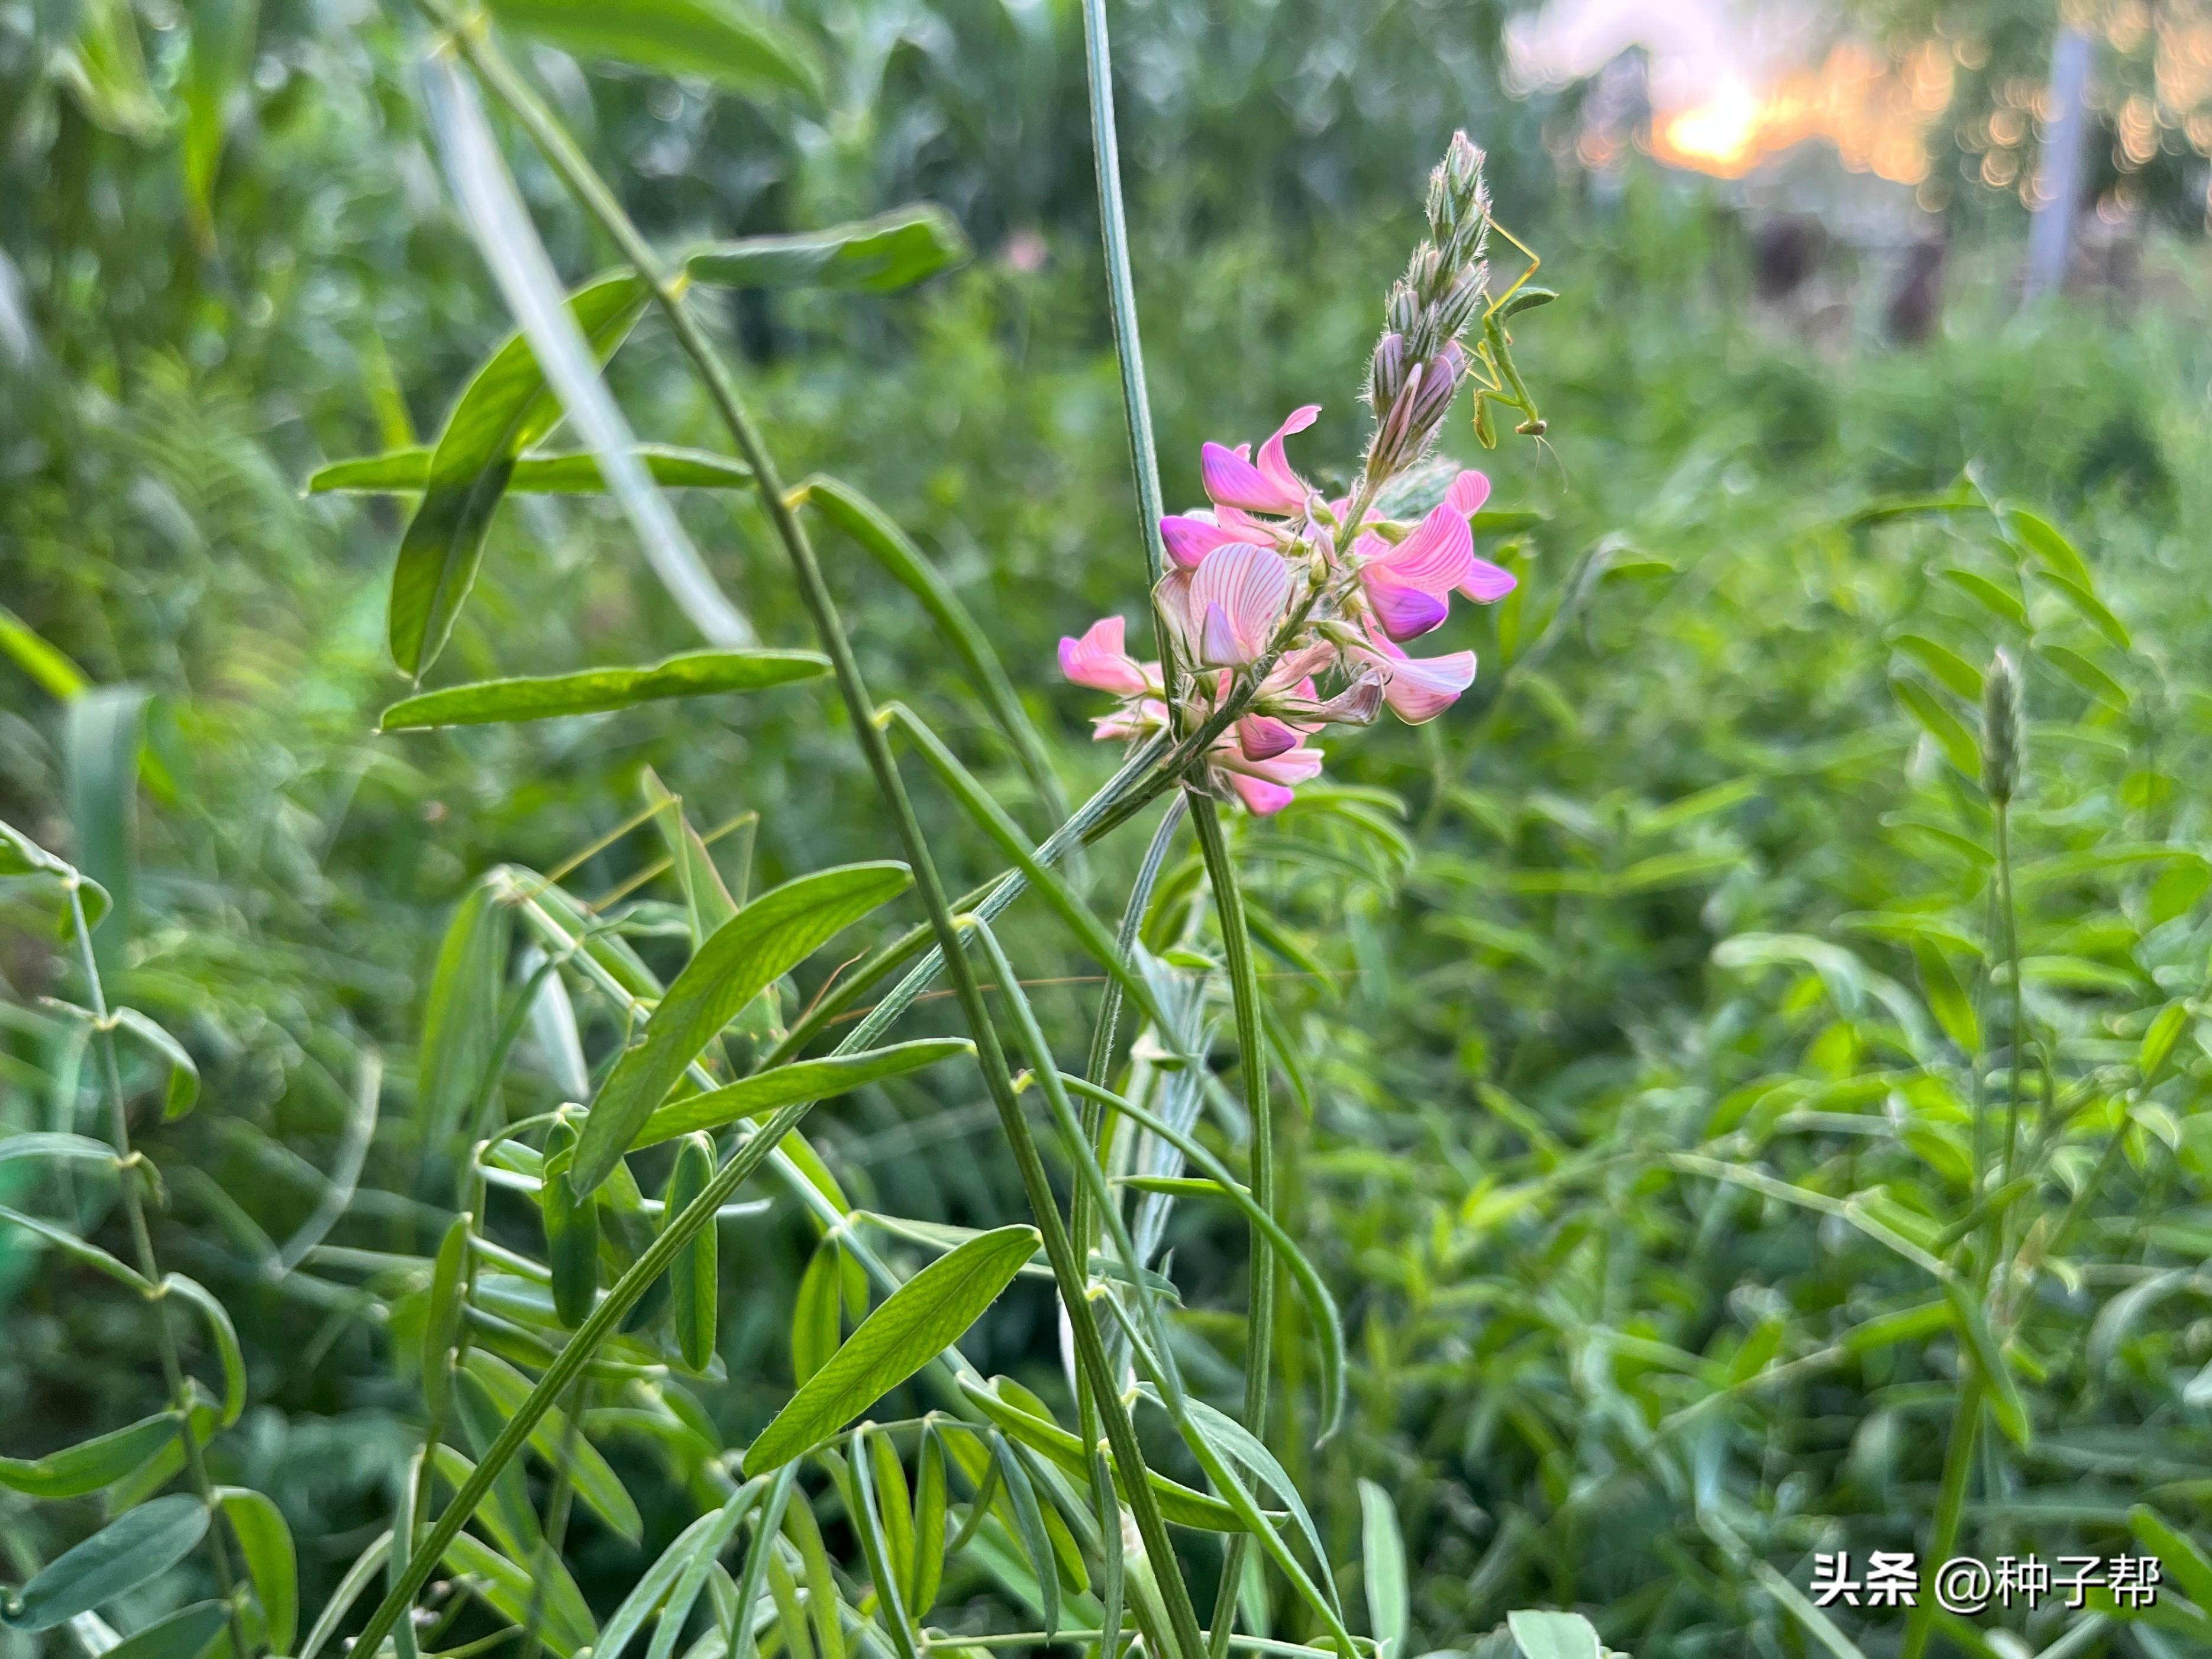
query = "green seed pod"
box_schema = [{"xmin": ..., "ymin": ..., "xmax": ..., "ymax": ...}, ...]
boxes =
[
  {"xmin": 542, "ymin": 1112, "xmax": 599, "ymax": 1328},
  {"xmin": 665, "ymin": 1132, "xmax": 718, "ymax": 1371}
]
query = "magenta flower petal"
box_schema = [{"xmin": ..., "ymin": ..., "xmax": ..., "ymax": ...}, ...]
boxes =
[
  {"xmin": 1160, "ymin": 514, "xmax": 1241, "ymax": 570},
  {"xmin": 1446, "ymin": 469, "xmax": 1493, "ymax": 518},
  {"xmin": 1377, "ymin": 647, "xmax": 1477, "ymax": 723},
  {"xmin": 1458, "ymin": 558, "xmax": 1518, "ymax": 602},
  {"xmin": 1187, "ymin": 543, "xmax": 1293, "ymax": 665},
  {"xmin": 1364, "ymin": 573, "xmax": 1450, "ymax": 641},
  {"xmin": 1254, "ymin": 404, "xmax": 1321, "ymax": 506},
  {"xmin": 1246, "ymin": 743, "xmax": 1325, "ymax": 785},
  {"xmin": 1227, "ymin": 772, "xmax": 1297, "ymax": 815},
  {"xmin": 1202, "ymin": 443, "xmax": 1296, "ymax": 515},
  {"xmin": 1237, "ymin": 714, "xmax": 1301, "ymax": 761},
  {"xmin": 1058, "ymin": 616, "xmax": 1151, "ymax": 695},
  {"xmin": 1367, "ymin": 502, "xmax": 1474, "ymax": 594}
]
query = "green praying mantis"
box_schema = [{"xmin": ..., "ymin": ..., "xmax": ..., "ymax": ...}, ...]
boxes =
[{"xmin": 1468, "ymin": 218, "xmax": 1557, "ymax": 449}]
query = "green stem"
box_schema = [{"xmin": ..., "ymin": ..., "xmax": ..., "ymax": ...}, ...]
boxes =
[
  {"xmin": 1187, "ymin": 798, "xmax": 1275, "ymax": 1659},
  {"xmin": 1898, "ymin": 1373, "xmax": 1984, "ymax": 1659},
  {"xmin": 67, "ymin": 882, "xmax": 251, "ymax": 1658},
  {"xmin": 1995, "ymin": 801, "xmax": 2024, "ymax": 1207},
  {"xmin": 408, "ymin": 22, "xmax": 1210, "ymax": 1659},
  {"xmin": 1077, "ymin": 0, "xmax": 1169, "ymax": 607}
]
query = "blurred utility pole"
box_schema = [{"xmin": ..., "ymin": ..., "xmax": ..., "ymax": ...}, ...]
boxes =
[{"xmin": 2023, "ymin": 23, "xmax": 2094, "ymax": 303}]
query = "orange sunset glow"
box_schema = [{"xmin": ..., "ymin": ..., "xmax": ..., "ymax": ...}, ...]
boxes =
[{"xmin": 1650, "ymin": 39, "xmax": 1957, "ymax": 182}]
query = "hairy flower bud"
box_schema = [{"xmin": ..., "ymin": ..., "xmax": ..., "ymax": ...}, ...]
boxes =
[
  {"xmin": 1368, "ymin": 332, "xmax": 1407, "ymax": 410},
  {"xmin": 1385, "ymin": 280, "xmax": 1420, "ymax": 337},
  {"xmin": 1428, "ymin": 131, "xmax": 1491, "ymax": 265},
  {"xmin": 1982, "ymin": 648, "xmax": 2025, "ymax": 805}
]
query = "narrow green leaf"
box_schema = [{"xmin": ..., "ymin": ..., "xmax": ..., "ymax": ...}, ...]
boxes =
[
  {"xmin": 849, "ymin": 1430, "xmax": 922, "ymax": 1659},
  {"xmin": 0, "ymin": 605, "xmax": 91, "ymax": 700},
  {"xmin": 573, "ymin": 862, "xmax": 913, "ymax": 1194},
  {"xmin": 0, "ymin": 1132, "xmax": 117, "ymax": 1173},
  {"xmin": 161, "ymin": 1276, "xmax": 245, "ymax": 1427},
  {"xmin": 910, "ymin": 1424, "xmax": 947, "ymax": 1616},
  {"xmin": 745, "ymin": 1226, "xmax": 1038, "ymax": 1471},
  {"xmin": 1358, "ymin": 1480, "xmax": 1407, "ymax": 1659},
  {"xmin": 484, "ymin": 0, "xmax": 821, "ymax": 102},
  {"xmin": 422, "ymin": 1212, "xmax": 471, "ymax": 1421},
  {"xmin": 104, "ymin": 1599, "xmax": 229, "ymax": 1659},
  {"xmin": 0, "ymin": 1412, "xmax": 178, "ymax": 1499},
  {"xmin": 1748, "ymin": 1560, "xmax": 1872, "ymax": 1659},
  {"xmin": 2034, "ymin": 568, "xmax": 2132, "ymax": 650},
  {"xmin": 311, "ymin": 443, "xmax": 755, "ymax": 495},
  {"xmin": 440, "ymin": 1532, "xmax": 596, "ymax": 1658},
  {"xmin": 2043, "ymin": 644, "xmax": 2128, "ymax": 709},
  {"xmin": 589, "ymin": 1502, "xmax": 735, "ymax": 1659},
  {"xmin": 389, "ymin": 271, "xmax": 651, "ymax": 676},
  {"xmin": 462, "ymin": 1350, "xmax": 644, "ymax": 1542},
  {"xmin": 380, "ymin": 649, "xmax": 828, "ymax": 731},
  {"xmin": 633, "ymin": 1041, "xmax": 970, "ymax": 1150},
  {"xmin": 418, "ymin": 880, "xmax": 511, "ymax": 1144},
  {"xmin": 1891, "ymin": 677, "xmax": 1981, "ymax": 780},
  {"xmin": 645, "ymin": 1483, "xmax": 761, "ymax": 1659},
  {"xmin": 2005, "ymin": 507, "xmax": 2095, "ymax": 590},
  {"xmin": 2129, "ymin": 1505, "xmax": 2212, "ymax": 1610},
  {"xmin": 1944, "ymin": 1281, "xmax": 2031, "ymax": 1448},
  {"xmin": 792, "ymin": 1238, "xmax": 841, "ymax": 1386},
  {"xmin": 180, "ymin": 0, "xmax": 256, "ymax": 247},
  {"xmin": 642, "ymin": 769, "xmax": 741, "ymax": 944},
  {"xmin": 991, "ymin": 1432, "xmax": 1058, "ymax": 1641},
  {"xmin": 541, "ymin": 1113, "xmax": 600, "ymax": 1327},
  {"xmin": 1891, "ymin": 634, "xmax": 1984, "ymax": 699},
  {"xmin": 63, "ymin": 685, "xmax": 147, "ymax": 961},
  {"xmin": 667, "ymin": 1134, "xmax": 718, "ymax": 1372},
  {"xmin": 296, "ymin": 1531, "xmax": 391, "ymax": 1659},
  {"xmin": 687, "ymin": 209, "xmax": 969, "ymax": 295},
  {"xmin": 1939, "ymin": 567, "xmax": 2029, "ymax": 630},
  {"xmin": 0, "ymin": 1205, "xmax": 147, "ymax": 1291},
  {"xmin": 956, "ymin": 1378, "xmax": 1245, "ymax": 1531},
  {"xmin": 1, "ymin": 1495, "xmax": 208, "ymax": 1632},
  {"xmin": 2140, "ymin": 1001, "xmax": 2189, "ymax": 1084},
  {"xmin": 868, "ymin": 1429, "xmax": 916, "ymax": 1621},
  {"xmin": 215, "ymin": 1486, "xmax": 297, "ymax": 1653},
  {"xmin": 109, "ymin": 1008, "xmax": 198, "ymax": 1118},
  {"xmin": 1506, "ymin": 1610, "xmax": 1601, "ymax": 1659},
  {"xmin": 782, "ymin": 1480, "xmax": 845, "ymax": 1659},
  {"xmin": 1913, "ymin": 940, "xmax": 1979, "ymax": 1055}
]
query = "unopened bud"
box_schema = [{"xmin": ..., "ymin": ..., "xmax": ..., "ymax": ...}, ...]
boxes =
[
  {"xmin": 1982, "ymin": 648, "xmax": 2025, "ymax": 804},
  {"xmin": 1385, "ymin": 280, "xmax": 1420, "ymax": 337},
  {"xmin": 1368, "ymin": 332, "xmax": 1407, "ymax": 409},
  {"xmin": 1367, "ymin": 360, "xmax": 1423, "ymax": 480},
  {"xmin": 1428, "ymin": 131, "xmax": 1491, "ymax": 260}
]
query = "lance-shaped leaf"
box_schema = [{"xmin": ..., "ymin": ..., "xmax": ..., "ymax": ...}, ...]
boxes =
[
  {"xmin": 745, "ymin": 1226, "xmax": 1038, "ymax": 1472},
  {"xmin": 0, "ymin": 1494, "xmax": 208, "ymax": 1632},
  {"xmin": 111, "ymin": 1008, "xmax": 198, "ymax": 1118},
  {"xmin": 462, "ymin": 1350, "xmax": 643, "ymax": 1542},
  {"xmin": 632, "ymin": 1040, "xmax": 970, "ymax": 1149},
  {"xmin": 571, "ymin": 862, "xmax": 912, "ymax": 1194},
  {"xmin": 382, "ymin": 649, "xmax": 827, "ymax": 732},
  {"xmin": 0, "ymin": 1412, "xmax": 178, "ymax": 1499},
  {"xmin": 0, "ymin": 818, "xmax": 111, "ymax": 936},
  {"xmin": 440, "ymin": 1532, "xmax": 596, "ymax": 1658},
  {"xmin": 485, "ymin": 0, "xmax": 819, "ymax": 102},
  {"xmin": 311, "ymin": 443, "xmax": 754, "ymax": 495},
  {"xmin": 1359, "ymin": 1480, "xmax": 1407, "ymax": 1659},
  {"xmin": 421, "ymin": 1212, "xmax": 470, "ymax": 1421},
  {"xmin": 164, "ymin": 1275, "xmax": 246, "ymax": 1427},
  {"xmin": 666, "ymin": 1134, "xmax": 718, "ymax": 1372},
  {"xmin": 215, "ymin": 1487, "xmax": 296, "ymax": 1654},
  {"xmin": 687, "ymin": 208, "xmax": 968, "ymax": 295},
  {"xmin": 418, "ymin": 880, "xmax": 511, "ymax": 1144},
  {"xmin": 104, "ymin": 1599, "xmax": 229, "ymax": 1659},
  {"xmin": 1508, "ymin": 1610, "xmax": 1601, "ymax": 1659},
  {"xmin": 389, "ymin": 271, "xmax": 651, "ymax": 677}
]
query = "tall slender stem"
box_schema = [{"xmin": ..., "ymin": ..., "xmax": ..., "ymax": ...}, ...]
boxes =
[
  {"xmin": 67, "ymin": 882, "xmax": 250, "ymax": 1658},
  {"xmin": 1188, "ymin": 796, "xmax": 1275, "ymax": 1658},
  {"xmin": 396, "ymin": 20, "xmax": 1211, "ymax": 1658},
  {"xmin": 1078, "ymin": 0, "xmax": 1168, "ymax": 600}
]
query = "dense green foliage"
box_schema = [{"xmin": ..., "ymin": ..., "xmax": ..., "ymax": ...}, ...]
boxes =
[{"xmin": 5, "ymin": 4, "xmax": 2212, "ymax": 1659}]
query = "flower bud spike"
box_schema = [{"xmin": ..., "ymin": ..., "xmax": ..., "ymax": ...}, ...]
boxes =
[{"xmin": 1982, "ymin": 648, "xmax": 2025, "ymax": 805}]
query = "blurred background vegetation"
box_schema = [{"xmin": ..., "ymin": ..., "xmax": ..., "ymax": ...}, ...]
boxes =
[{"xmin": 5, "ymin": 0, "xmax": 2212, "ymax": 1654}]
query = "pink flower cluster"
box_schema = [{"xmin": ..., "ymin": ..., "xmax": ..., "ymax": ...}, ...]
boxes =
[{"xmin": 1058, "ymin": 404, "xmax": 1517, "ymax": 814}]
